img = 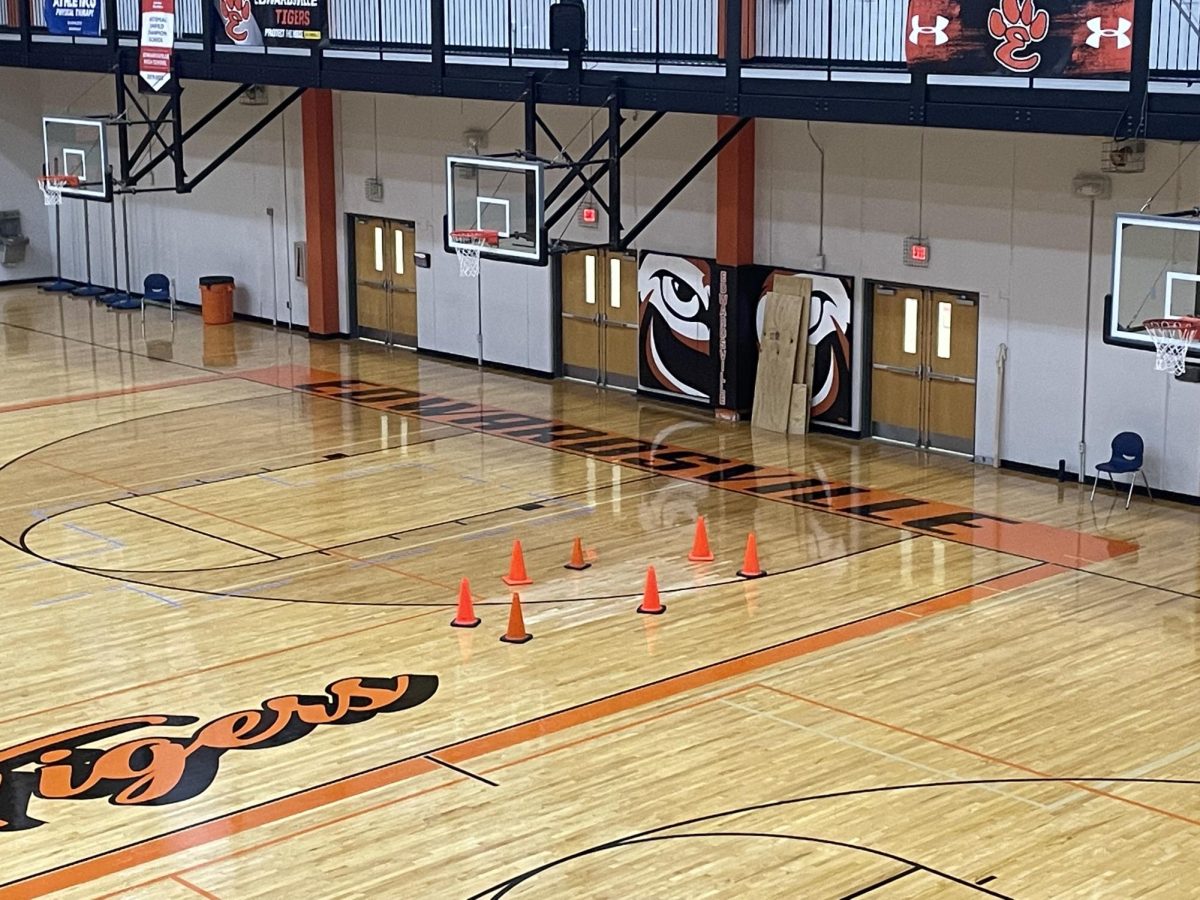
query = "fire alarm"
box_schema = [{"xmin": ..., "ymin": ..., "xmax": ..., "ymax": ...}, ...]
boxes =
[
  {"xmin": 904, "ymin": 236, "xmax": 930, "ymax": 267},
  {"xmin": 579, "ymin": 203, "xmax": 599, "ymax": 228}
]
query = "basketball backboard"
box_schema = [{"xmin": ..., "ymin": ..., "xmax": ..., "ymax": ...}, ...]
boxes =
[
  {"xmin": 1108, "ymin": 213, "xmax": 1200, "ymax": 364},
  {"xmin": 446, "ymin": 156, "xmax": 545, "ymax": 265},
  {"xmin": 43, "ymin": 117, "xmax": 110, "ymax": 201}
]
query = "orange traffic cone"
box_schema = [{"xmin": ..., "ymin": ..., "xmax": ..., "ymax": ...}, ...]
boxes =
[
  {"xmin": 637, "ymin": 566, "xmax": 666, "ymax": 615},
  {"xmin": 502, "ymin": 539, "xmax": 534, "ymax": 587},
  {"xmin": 687, "ymin": 516, "xmax": 715, "ymax": 562},
  {"xmin": 737, "ymin": 533, "xmax": 767, "ymax": 579},
  {"xmin": 564, "ymin": 537, "xmax": 591, "ymax": 571},
  {"xmin": 500, "ymin": 593, "xmax": 532, "ymax": 644},
  {"xmin": 451, "ymin": 578, "xmax": 481, "ymax": 628}
]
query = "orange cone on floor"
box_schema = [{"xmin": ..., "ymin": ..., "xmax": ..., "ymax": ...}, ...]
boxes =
[
  {"xmin": 500, "ymin": 593, "xmax": 532, "ymax": 644},
  {"xmin": 737, "ymin": 533, "xmax": 767, "ymax": 579},
  {"xmin": 564, "ymin": 537, "xmax": 591, "ymax": 571},
  {"xmin": 451, "ymin": 578, "xmax": 481, "ymax": 628},
  {"xmin": 637, "ymin": 566, "xmax": 666, "ymax": 615},
  {"xmin": 502, "ymin": 539, "xmax": 534, "ymax": 587},
  {"xmin": 687, "ymin": 516, "xmax": 715, "ymax": 562}
]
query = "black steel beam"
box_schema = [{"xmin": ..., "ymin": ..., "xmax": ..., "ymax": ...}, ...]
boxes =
[
  {"xmin": 546, "ymin": 110, "xmax": 665, "ymax": 229},
  {"xmin": 535, "ymin": 112, "xmax": 608, "ymax": 214},
  {"xmin": 129, "ymin": 82, "xmax": 250, "ymax": 185},
  {"xmin": 607, "ymin": 87, "xmax": 622, "ymax": 248},
  {"xmin": 620, "ymin": 116, "xmax": 750, "ymax": 250},
  {"xmin": 184, "ymin": 88, "xmax": 305, "ymax": 191}
]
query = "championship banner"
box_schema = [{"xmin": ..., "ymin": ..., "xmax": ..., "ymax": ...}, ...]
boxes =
[
  {"xmin": 905, "ymin": 0, "xmax": 1134, "ymax": 76},
  {"xmin": 43, "ymin": 0, "xmax": 101, "ymax": 37},
  {"xmin": 139, "ymin": 0, "xmax": 175, "ymax": 93},
  {"xmin": 213, "ymin": 0, "xmax": 325, "ymax": 47}
]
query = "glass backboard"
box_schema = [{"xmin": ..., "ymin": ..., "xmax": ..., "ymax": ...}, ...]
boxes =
[
  {"xmin": 1109, "ymin": 213, "xmax": 1200, "ymax": 363},
  {"xmin": 43, "ymin": 117, "xmax": 111, "ymax": 201},
  {"xmin": 446, "ymin": 155, "xmax": 545, "ymax": 265}
]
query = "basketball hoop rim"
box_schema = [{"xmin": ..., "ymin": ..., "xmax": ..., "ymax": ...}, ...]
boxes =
[
  {"xmin": 1143, "ymin": 316, "xmax": 1200, "ymax": 338},
  {"xmin": 449, "ymin": 229, "xmax": 501, "ymax": 247}
]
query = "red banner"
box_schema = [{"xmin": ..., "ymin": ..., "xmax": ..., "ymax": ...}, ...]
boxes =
[
  {"xmin": 905, "ymin": 0, "xmax": 1134, "ymax": 76},
  {"xmin": 139, "ymin": 0, "xmax": 175, "ymax": 92}
]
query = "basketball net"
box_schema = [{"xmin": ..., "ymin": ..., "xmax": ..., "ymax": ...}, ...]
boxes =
[
  {"xmin": 38, "ymin": 175, "xmax": 79, "ymax": 207},
  {"xmin": 1143, "ymin": 317, "xmax": 1200, "ymax": 375}
]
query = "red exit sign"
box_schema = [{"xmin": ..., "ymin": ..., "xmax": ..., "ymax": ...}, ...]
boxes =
[
  {"xmin": 580, "ymin": 203, "xmax": 599, "ymax": 228},
  {"xmin": 904, "ymin": 237, "xmax": 930, "ymax": 267}
]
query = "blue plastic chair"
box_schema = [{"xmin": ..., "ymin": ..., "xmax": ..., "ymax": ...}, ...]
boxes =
[
  {"xmin": 1090, "ymin": 432, "xmax": 1153, "ymax": 509},
  {"xmin": 141, "ymin": 273, "xmax": 175, "ymax": 322}
]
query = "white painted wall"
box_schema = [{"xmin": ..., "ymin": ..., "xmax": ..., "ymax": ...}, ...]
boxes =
[
  {"xmin": 0, "ymin": 67, "xmax": 53, "ymax": 281},
  {"xmin": 758, "ymin": 121, "xmax": 1200, "ymax": 496},
  {"xmin": 40, "ymin": 72, "xmax": 308, "ymax": 326}
]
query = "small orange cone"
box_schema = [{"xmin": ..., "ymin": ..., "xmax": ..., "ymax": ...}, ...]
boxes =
[
  {"xmin": 451, "ymin": 578, "xmax": 481, "ymax": 628},
  {"xmin": 637, "ymin": 566, "xmax": 666, "ymax": 615},
  {"xmin": 737, "ymin": 533, "xmax": 767, "ymax": 579},
  {"xmin": 500, "ymin": 593, "xmax": 532, "ymax": 643},
  {"xmin": 564, "ymin": 537, "xmax": 591, "ymax": 571},
  {"xmin": 502, "ymin": 539, "xmax": 534, "ymax": 587},
  {"xmin": 687, "ymin": 516, "xmax": 715, "ymax": 562}
]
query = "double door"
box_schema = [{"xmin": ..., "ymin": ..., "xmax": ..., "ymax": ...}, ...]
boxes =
[
  {"xmin": 353, "ymin": 216, "xmax": 418, "ymax": 348},
  {"xmin": 560, "ymin": 248, "xmax": 639, "ymax": 390},
  {"xmin": 871, "ymin": 284, "xmax": 979, "ymax": 455}
]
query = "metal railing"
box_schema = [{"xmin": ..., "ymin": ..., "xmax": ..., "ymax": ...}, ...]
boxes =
[
  {"xmin": 7, "ymin": 0, "xmax": 1200, "ymax": 82},
  {"xmin": 1150, "ymin": 0, "xmax": 1200, "ymax": 75},
  {"xmin": 754, "ymin": 0, "xmax": 906, "ymax": 66}
]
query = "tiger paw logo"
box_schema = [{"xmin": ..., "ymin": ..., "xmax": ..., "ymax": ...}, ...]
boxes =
[
  {"xmin": 0, "ymin": 674, "xmax": 437, "ymax": 831},
  {"xmin": 218, "ymin": 0, "xmax": 252, "ymax": 42},
  {"xmin": 988, "ymin": 0, "xmax": 1049, "ymax": 72}
]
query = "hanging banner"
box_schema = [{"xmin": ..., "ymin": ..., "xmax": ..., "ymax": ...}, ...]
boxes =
[
  {"xmin": 904, "ymin": 0, "xmax": 1134, "ymax": 76},
  {"xmin": 43, "ymin": 0, "xmax": 101, "ymax": 37},
  {"xmin": 213, "ymin": 0, "xmax": 325, "ymax": 48},
  {"xmin": 139, "ymin": 0, "xmax": 175, "ymax": 92}
]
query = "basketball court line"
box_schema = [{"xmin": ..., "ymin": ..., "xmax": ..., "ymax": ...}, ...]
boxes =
[
  {"xmin": 756, "ymin": 684, "xmax": 1200, "ymax": 828},
  {"xmin": 243, "ymin": 368, "xmax": 1136, "ymax": 568},
  {"xmin": 169, "ymin": 873, "xmax": 221, "ymax": 900},
  {"xmin": 0, "ymin": 563, "xmax": 1062, "ymax": 897},
  {"xmin": 0, "ymin": 374, "xmax": 230, "ymax": 415}
]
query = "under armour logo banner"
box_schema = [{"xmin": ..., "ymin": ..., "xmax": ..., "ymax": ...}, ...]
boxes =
[
  {"xmin": 909, "ymin": 15, "xmax": 951, "ymax": 46},
  {"xmin": 905, "ymin": 0, "xmax": 1134, "ymax": 76}
]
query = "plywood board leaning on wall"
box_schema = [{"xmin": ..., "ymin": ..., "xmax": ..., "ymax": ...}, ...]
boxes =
[{"xmin": 752, "ymin": 276, "xmax": 812, "ymax": 434}]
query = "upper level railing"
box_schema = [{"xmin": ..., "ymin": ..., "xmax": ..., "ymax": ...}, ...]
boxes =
[{"xmin": 1, "ymin": 0, "xmax": 1198, "ymax": 78}]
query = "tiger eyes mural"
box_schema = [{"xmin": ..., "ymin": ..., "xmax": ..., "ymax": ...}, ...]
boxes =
[{"xmin": 637, "ymin": 253, "xmax": 716, "ymax": 403}]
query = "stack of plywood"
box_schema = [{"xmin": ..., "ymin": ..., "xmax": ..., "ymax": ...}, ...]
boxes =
[{"xmin": 751, "ymin": 275, "xmax": 813, "ymax": 435}]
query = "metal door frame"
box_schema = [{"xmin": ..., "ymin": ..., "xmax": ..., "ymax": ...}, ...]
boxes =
[
  {"xmin": 346, "ymin": 213, "xmax": 419, "ymax": 350},
  {"xmin": 865, "ymin": 279, "xmax": 981, "ymax": 456}
]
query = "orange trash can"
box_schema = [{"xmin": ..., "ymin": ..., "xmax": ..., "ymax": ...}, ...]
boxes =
[{"xmin": 199, "ymin": 275, "xmax": 235, "ymax": 325}]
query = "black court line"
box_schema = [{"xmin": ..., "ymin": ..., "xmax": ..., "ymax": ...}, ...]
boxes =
[
  {"xmin": 977, "ymin": 875, "xmax": 998, "ymax": 885},
  {"xmin": 424, "ymin": 756, "xmax": 500, "ymax": 787},
  {"xmin": 840, "ymin": 865, "xmax": 920, "ymax": 898},
  {"xmin": 109, "ymin": 501, "xmax": 284, "ymax": 561}
]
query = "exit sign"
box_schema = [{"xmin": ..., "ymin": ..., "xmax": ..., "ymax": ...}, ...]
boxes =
[
  {"xmin": 904, "ymin": 237, "xmax": 930, "ymax": 267},
  {"xmin": 579, "ymin": 203, "xmax": 599, "ymax": 228}
]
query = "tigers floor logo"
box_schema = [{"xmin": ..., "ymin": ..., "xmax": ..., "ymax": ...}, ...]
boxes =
[{"xmin": 0, "ymin": 674, "xmax": 438, "ymax": 831}]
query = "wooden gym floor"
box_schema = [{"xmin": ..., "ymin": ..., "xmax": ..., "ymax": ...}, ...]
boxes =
[{"xmin": 0, "ymin": 284, "xmax": 1198, "ymax": 899}]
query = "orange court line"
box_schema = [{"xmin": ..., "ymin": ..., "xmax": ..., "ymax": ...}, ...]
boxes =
[
  {"xmin": 0, "ymin": 563, "xmax": 1065, "ymax": 899},
  {"xmin": 757, "ymin": 683, "xmax": 1200, "ymax": 828},
  {"xmin": 0, "ymin": 608, "xmax": 443, "ymax": 730},
  {"xmin": 0, "ymin": 374, "xmax": 229, "ymax": 415},
  {"xmin": 170, "ymin": 874, "xmax": 222, "ymax": 900}
]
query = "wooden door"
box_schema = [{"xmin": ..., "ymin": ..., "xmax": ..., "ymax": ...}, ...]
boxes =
[
  {"xmin": 353, "ymin": 216, "xmax": 418, "ymax": 348},
  {"xmin": 560, "ymin": 249, "xmax": 601, "ymax": 383},
  {"xmin": 925, "ymin": 291, "xmax": 978, "ymax": 455},
  {"xmin": 871, "ymin": 283, "xmax": 979, "ymax": 455},
  {"xmin": 388, "ymin": 222, "xmax": 418, "ymax": 347},
  {"xmin": 601, "ymin": 251, "xmax": 638, "ymax": 390},
  {"xmin": 870, "ymin": 285, "xmax": 925, "ymax": 446},
  {"xmin": 354, "ymin": 217, "xmax": 391, "ymax": 342}
]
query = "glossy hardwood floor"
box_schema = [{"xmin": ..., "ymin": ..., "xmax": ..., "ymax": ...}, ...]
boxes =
[{"xmin": 0, "ymin": 285, "xmax": 1197, "ymax": 899}]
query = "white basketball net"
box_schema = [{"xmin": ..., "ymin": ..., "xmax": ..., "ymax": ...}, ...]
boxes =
[
  {"xmin": 1144, "ymin": 318, "xmax": 1200, "ymax": 375},
  {"xmin": 38, "ymin": 178, "xmax": 72, "ymax": 207},
  {"xmin": 453, "ymin": 234, "xmax": 488, "ymax": 279}
]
